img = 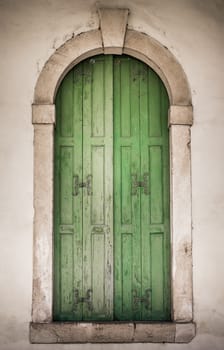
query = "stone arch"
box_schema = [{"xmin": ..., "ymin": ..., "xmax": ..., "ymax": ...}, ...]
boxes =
[
  {"xmin": 33, "ymin": 30, "xmax": 191, "ymax": 107},
  {"xmin": 31, "ymin": 8, "xmax": 194, "ymax": 343}
]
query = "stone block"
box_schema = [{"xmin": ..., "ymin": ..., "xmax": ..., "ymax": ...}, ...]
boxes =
[
  {"xmin": 175, "ymin": 323, "xmax": 196, "ymax": 343},
  {"xmin": 169, "ymin": 105, "xmax": 193, "ymax": 126},
  {"xmin": 134, "ymin": 323, "xmax": 175, "ymax": 343},
  {"xmin": 98, "ymin": 8, "xmax": 129, "ymax": 54},
  {"xmin": 32, "ymin": 104, "xmax": 55, "ymax": 124}
]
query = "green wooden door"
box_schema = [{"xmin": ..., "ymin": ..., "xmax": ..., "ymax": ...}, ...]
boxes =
[
  {"xmin": 113, "ymin": 56, "xmax": 170, "ymax": 321},
  {"xmin": 54, "ymin": 55, "xmax": 170, "ymax": 322},
  {"xmin": 54, "ymin": 56, "xmax": 113, "ymax": 321}
]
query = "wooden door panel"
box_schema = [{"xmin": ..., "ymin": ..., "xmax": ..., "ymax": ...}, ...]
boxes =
[
  {"xmin": 114, "ymin": 57, "xmax": 141, "ymax": 320},
  {"xmin": 114, "ymin": 57, "xmax": 170, "ymax": 321},
  {"xmin": 150, "ymin": 146, "xmax": 163, "ymax": 224},
  {"xmin": 60, "ymin": 234, "xmax": 74, "ymax": 314},
  {"xmin": 54, "ymin": 67, "xmax": 83, "ymax": 321},
  {"xmin": 82, "ymin": 56, "xmax": 113, "ymax": 320},
  {"xmin": 54, "ymin": 56, "xmax": 113, "ymax": 321},
  {"xmin": 121, "ymin": 233, "xmax": 133, "ymax": 319},
  {"xmin": 120, "ymin": 146, "xmax": 132, "ymax": 225},
  {"xmin": 92, "ymin": 59, "xmax": 105, "ymax": 137},
  {"xmin": 60, "ymin": 146, "xmax": 73, "ymax": 224},
  {"xmin": 150, "ymin": 232, "xmax": 164, "ymax": 318},
  {"xmin": 148, "ymin": 70, "xmax": 162, "ymax": 138},
  {"xmin": 91, "ymin": 146, "xmax": 105, "ymax": 225},
  {"xmin": 60, "ymin": 72, "xmax": 74, "ymax": 137}
]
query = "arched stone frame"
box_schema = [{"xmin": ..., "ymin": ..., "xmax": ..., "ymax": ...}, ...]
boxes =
[{"xmin": 31, "ymin": 9, "xmax": 195, "ymax": 343}]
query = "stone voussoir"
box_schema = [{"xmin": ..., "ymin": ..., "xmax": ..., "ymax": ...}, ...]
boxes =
[{"xmin": 99, "ymin": 8, "xmax": 129, "ymax": 54}]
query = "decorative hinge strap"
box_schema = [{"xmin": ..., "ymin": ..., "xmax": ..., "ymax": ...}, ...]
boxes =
[
  {"xmin": 73, "ymin": 175, "xmax": 92, "ymax": 196},
  {"xmin": 73, "ymin": 289, "xmax": 93, "ymax": 312}
]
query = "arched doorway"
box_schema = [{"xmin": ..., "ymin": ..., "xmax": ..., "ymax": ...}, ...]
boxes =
[
  {"xmin": 31, "ymin": 8, "xmax": 194, "ymax": 343},
  {"xmin": 53, "ymin": 54, "xmax": 170, "ymax": 322}
]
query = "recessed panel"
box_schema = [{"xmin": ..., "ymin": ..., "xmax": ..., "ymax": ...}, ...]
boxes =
[
  {"xmin": 91, "ymin": 146, "xmax": 105, "ymax": 225},
  {"xmin": 92, "ymin": 61, "xmax": 105, "ymax": 137},
  {"xmin": 121, "ymin": 146, "xmax": 132, "ymax": 225},
  {"xmin": 150, "ymin": 146, "xmax": 163, "ymax": 224},
  {"xmin": 60, "ymin": 235, "xmax": 73, "ymax": 313},
  {"xmin": 60, "ymin": 146, "xmax": 73, "ymax": 225},
  {"xmin": 121, "ymin": 233, "xmax": 133, "ymax": 319},
  {"xmin": 120, "ymin": 60, "xmax": 131, "ymax": 137},
  {"xmin": 150, "ymin": 233, "xmax": 164, "ymax": 315},
  {"xmin": 148, "ymin": 71, "xmax": 162, "ymax": 137},
  {"xmin": 92, "ymin": 233, "xmax": 105, "ymax": 316},
  {"xmin": 61, "ymin": 71, "xmax": 74, "ymax": 137}
]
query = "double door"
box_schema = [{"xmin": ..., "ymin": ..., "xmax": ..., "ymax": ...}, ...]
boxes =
[{"xmin": 54, "ymin": 55, "xmax": 170, "ymax": 321}]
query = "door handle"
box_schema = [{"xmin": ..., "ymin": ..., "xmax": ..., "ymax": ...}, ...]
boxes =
[
  {"xmin": 73, "ymin": 175, "xmax": 92, "ymax": 196},
  {"xmin": 131, "ymin": 173, "xmax": 150, "ymax": 195}
]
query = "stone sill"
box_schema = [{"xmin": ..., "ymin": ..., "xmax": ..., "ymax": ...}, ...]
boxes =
[{"xmin": 30, "ymin": 321, "xmax": 196, "ymax": 343}]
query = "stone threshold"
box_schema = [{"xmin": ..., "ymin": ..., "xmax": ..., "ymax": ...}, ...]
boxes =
[{"xmin": 30, "ymin": 321, "xmax": 196, "ymax": 343}]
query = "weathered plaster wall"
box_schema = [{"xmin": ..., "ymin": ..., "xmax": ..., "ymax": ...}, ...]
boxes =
[{"xmin": 0, "ymin": 0, "xmax": 223, "ymax": 349}]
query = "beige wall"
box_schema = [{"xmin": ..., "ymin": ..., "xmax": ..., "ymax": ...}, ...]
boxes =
[{"xmin": 0, "ymin": 0, "xmax": 224, "ymax": 349}]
